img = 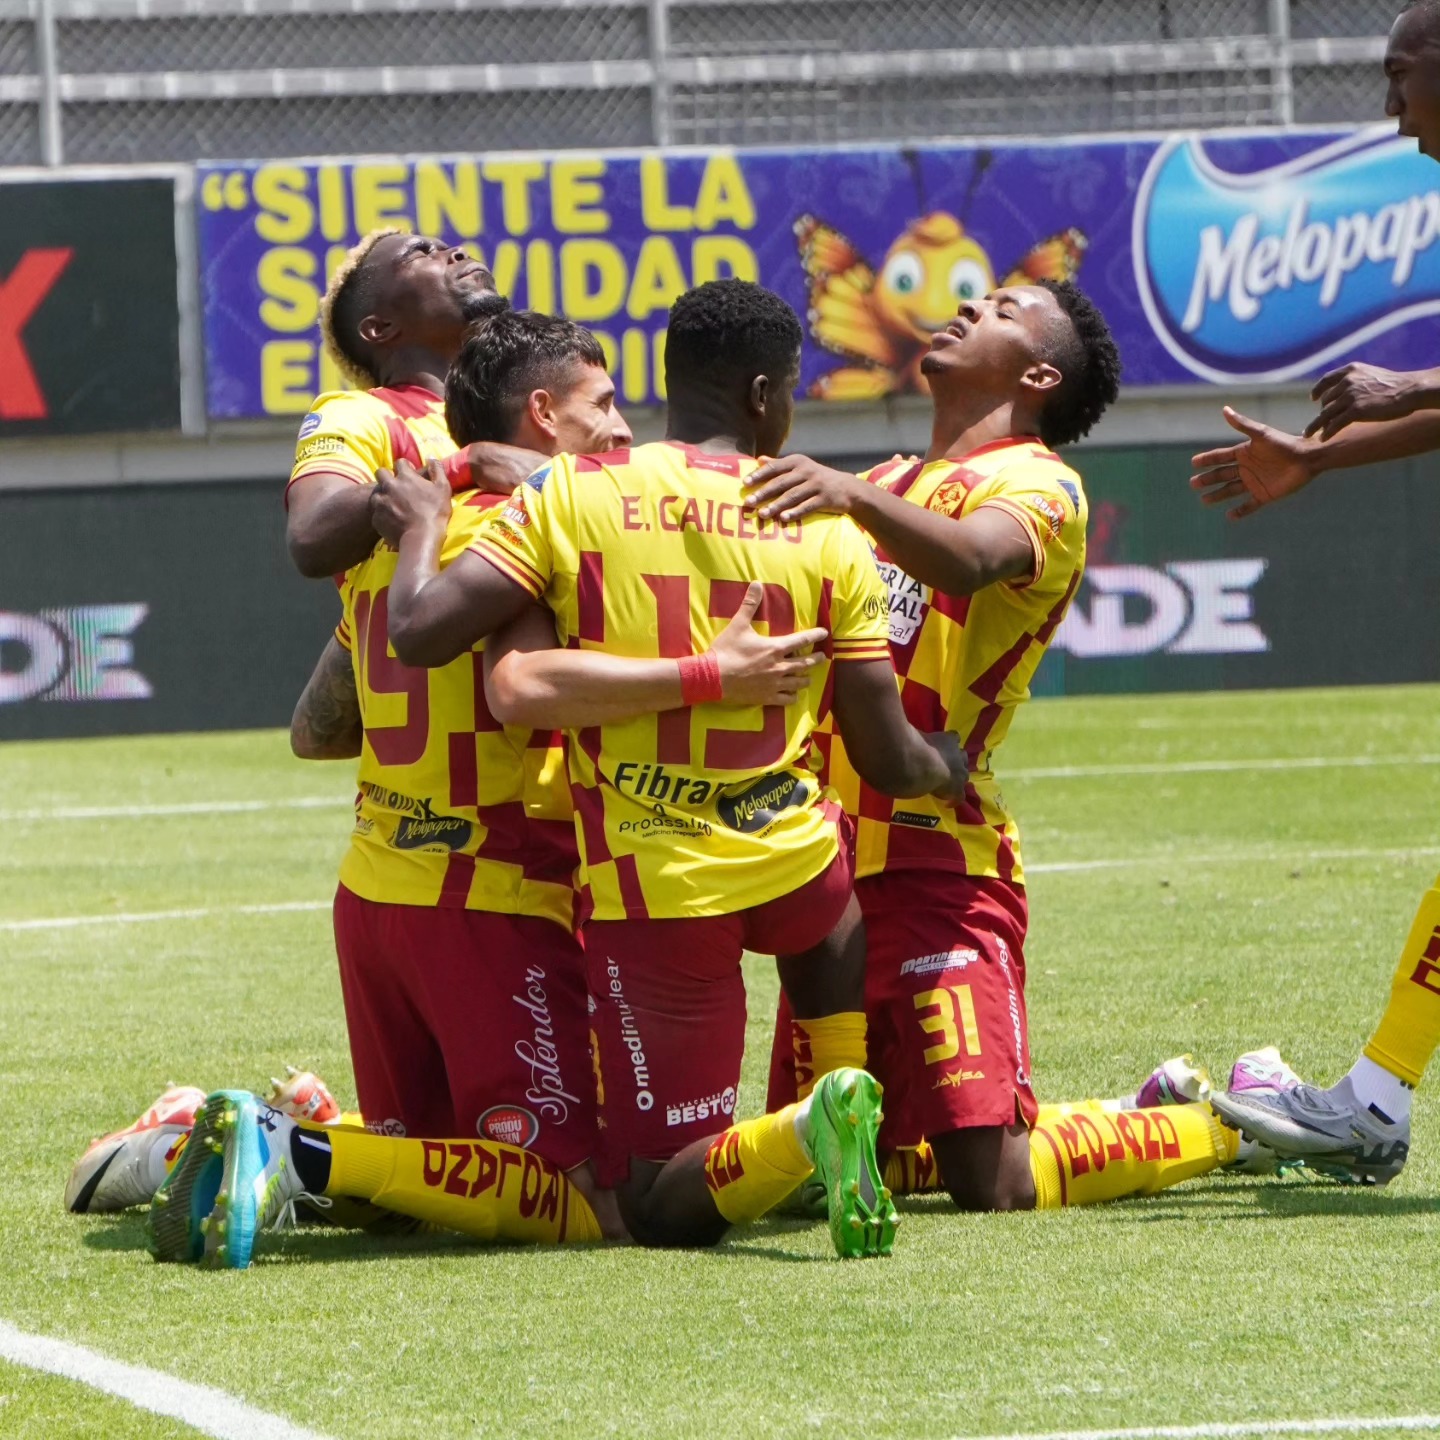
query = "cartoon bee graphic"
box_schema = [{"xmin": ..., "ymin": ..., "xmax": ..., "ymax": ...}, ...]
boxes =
[{"xmin": 797, "ymin": 191, "xmax": 1088, "ymax": 401}]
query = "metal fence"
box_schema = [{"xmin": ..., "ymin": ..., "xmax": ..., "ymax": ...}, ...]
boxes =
[{"xmin": 0, "ymin": 0, "xmax": 1400, "ymax": 167}]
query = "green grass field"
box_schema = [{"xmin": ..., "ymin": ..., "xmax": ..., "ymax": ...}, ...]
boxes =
[{"xmin": 3, "ymin": 685, "xmax": 1439, "ymax": 1440}]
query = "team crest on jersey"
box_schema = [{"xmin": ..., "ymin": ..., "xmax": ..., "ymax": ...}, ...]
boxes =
[
  {"xmin": 524, "ymin": 464, "xmax": 552, "ymax": 492},
  {"xmin": 478, "ymin": 1105, "xmax": 540, "ymax": 1149},
  {"xmin": 930, "ymin": 480, "xmax": 970, "ymax": 518},
  {"xmin": 298, "ymin": 412, "xmax": 322, "ymax": 440}
]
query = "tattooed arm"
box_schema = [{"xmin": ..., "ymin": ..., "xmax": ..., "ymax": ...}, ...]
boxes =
[{"xmin": 291, "ymin": 636, "xmax": 364, "ymax": 760}]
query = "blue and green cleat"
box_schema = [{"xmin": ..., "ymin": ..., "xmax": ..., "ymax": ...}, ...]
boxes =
[
  {"xmin": 148, "ymin": 1090, "xmax": 242, "ymax": 1263},
  {"xmin": 804, "ymin": 1067, "xmax": 898, "ymax": 1258}
]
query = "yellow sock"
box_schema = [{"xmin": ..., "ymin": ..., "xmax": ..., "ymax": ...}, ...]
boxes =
[
  {"xmin": 883, "ymin": 1142, "xmax": 943, "ymax": 1195},
  {"xmin": 1363, "ymin": 881, "xmax": 1440, "ymax": 1087},
  {"xmin": 1029, "ymin": 1104, "xmax": 1236, "ymax": 1209},
  {"xmin": 322, "ymin": 1127, "xmax": 602, "ymax": 1243},
  {"xmin": 1035, "ymin": 1098, "xmax": 1112, "ymax": 1124},
  {"xmin": 791, "ymin": 1012, "xmax": 867, "ymax": 1099},
  {"xmin": 704, "ymin": 1106, "xmax": 815, "ymax": 1224}
]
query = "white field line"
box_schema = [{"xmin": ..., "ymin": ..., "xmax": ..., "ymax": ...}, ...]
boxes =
[
  {"xmin": 7, "ymin": 844, "xmax": 1440, "ymax": 935},
  {"xmin": 953, "ymin": 1417, "xmax": 1440, "ymax": 1440},
  {"xmin": 0, "ymin": 901, "xmax": 329, "ymax": 934},
  {"xmin": 1007, "ymin": 754, "xmax": 1440, "ymax": 781},
  {"xmin": 2, "ymin": 753, "xmax": 1438, "ymax": 826},
  {"xmin": 1028, "ymin": 844, "xmax": 1440, "ymax": 875},
  {"xmin": 0, "ymin": 1320, "xmax": 334, "ymax": 1440},
  {"xmin": 0, "ymin": 796, "xmax": 351, "ymax": 822}
]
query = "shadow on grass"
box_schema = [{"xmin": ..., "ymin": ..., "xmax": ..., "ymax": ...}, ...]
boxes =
[
  {"xmin": 1080, "ymin": 1175, "xmax": 1440, "ymax": 1223},
  {"xmin": 78, "ymin": 1210, "xmax": 825, "ymax": 1265}
]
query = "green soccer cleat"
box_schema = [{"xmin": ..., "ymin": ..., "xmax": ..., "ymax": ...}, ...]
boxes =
[
  {"xmin": 803, "ymin": 1067, "xmax": 898, "ymax": 1259},
  {"xmin": 148, "ymin": 1090, "xmax": 237, "ymax": 1263}
]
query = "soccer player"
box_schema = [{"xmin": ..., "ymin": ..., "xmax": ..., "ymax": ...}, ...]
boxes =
[
  {"xmin": 335, "ymin": 278, "xmax": 966, "ymax": 1259},
  {"xmin": 154, "ymin": 310, "xmax": 833, "ymax": 1264},
  {"xmin": 1187, "ymin": 0, "xmax": 1440, "ymax": 1184},
  {"xmin": 745, "ymin": 281, "xmax": 1250, "ymax": 1210},
  {"xmin": 285, "ymin": 227, "xmax": 537, "ymax": 580}
]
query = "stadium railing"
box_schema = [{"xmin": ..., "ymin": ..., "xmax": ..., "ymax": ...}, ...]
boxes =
[{"xmin": 0, "ymin": 0, "xmax": 1397, "ymax": 168}]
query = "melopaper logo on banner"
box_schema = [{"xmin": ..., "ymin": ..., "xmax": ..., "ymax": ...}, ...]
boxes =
[{"xmin": 1134, "ymin": 128, "xmax": 1440, "ymax": 383}]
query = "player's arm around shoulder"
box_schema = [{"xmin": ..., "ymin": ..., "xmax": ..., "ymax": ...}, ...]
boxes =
[
  {"xmin": 286, "ymin": 392, "xmax": 393, "ymax": 578},
  {"xmin": 743, "ymin": 451, "xmax": 1035, "ymax": 597},
  {"xmin": 371, "ymin": 458, "xmax": 534, "ymax": 668}
]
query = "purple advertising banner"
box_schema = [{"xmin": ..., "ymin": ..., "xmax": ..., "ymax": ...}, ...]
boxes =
[{"xmin": 197, "ymin": 127, "xmax": 1440, "ymax": 419}]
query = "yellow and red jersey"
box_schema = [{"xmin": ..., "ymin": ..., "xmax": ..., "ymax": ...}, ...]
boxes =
[
  {"xmin": 828, "ymin": 437, "xmax": 1087, "ymax": 885},
  {"xmin": 469, "ymin": 441, "xmax": 892, "ymax": 922},
  {"xmin": 336, "ymin": 491, "xmax": 576, "ymax": 927},
  {"xmin": 287, "ymin": 385, "xmax": 456, "ymax": 504}
]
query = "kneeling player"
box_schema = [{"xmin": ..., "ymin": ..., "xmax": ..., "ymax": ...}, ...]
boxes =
[
  {"xmin": 749, "ymin": 282, "xmax": 1244, "ymax": 1209},
  {"xmin": 151, "ymin": 310, "xmax": 824, "ymax": 1265}
]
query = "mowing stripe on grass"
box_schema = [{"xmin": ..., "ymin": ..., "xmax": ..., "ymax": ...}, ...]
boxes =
[
  {"xmin": 0, "ymin": 1320, "xmax": 333, "ymax": 1440},
  {"xmin": 4, "ymin": 753, "xmax": 1439, "ymax": 826},
  {"xmin": 7, "ymin": 842, "xmax": 1440, "ymax": 933},
  {"xmin": 955, "ymin": 1415, "xmax": 1440, "ymax": 1440}
]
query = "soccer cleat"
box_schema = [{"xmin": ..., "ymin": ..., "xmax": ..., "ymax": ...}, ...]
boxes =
[
  {"xmin": 1131, "ymin": 1055, "xmax": 1212, "ymax": 1109},
  {"xmin": 200, "ymin": 1091, "xmax": 318, "ymax": 1269},
  {"xmin": 265, "ymin": 1067, "xmax": 341, "ymax": 1125},
  {"xmin": 148, "ymin": 1091, "xmax": 237, "ymax": 1262},
  {"xmin": 1211, "ymin": 1073, "xmax": 1409, "ymax": 1185},
  {"xmin": 66, "ymin": 1085, "xmax": 206, "ymax": 1214},
  {"xmin": 803, "ymin": 1068, "xmax": 898, "ymax": 1259},
  {"xmin": 1227, "ymin": 1046, "xmax": 1301, "ymax": 1097}
]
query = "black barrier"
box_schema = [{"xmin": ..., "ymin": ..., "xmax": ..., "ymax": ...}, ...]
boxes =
[
  {"xmin": 1, "ymin": 445, "xmax": 1437, "ymax": 740},
  {"xmin": 0, "ymin": 177, "xmax": 181, "ymax": 436}
]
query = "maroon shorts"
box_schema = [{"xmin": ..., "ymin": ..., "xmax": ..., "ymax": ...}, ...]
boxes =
[
  {"xmin": 767, "ymin": 869, "xmax": 1037, "ymax": 1149},
  {"xmin": 332, "ymin": 885, "xmax": 596, "ymax": 1170},
  {"xmin": 584, "ymin": 849, "xmax": 854, "ymax": 1188}
]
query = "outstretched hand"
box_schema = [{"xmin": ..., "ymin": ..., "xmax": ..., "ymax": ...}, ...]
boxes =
[
  {"xmin": 1189, "ymin": 407, "xmax": 1318, "ymax": 520},
  {"xmin": 372, "ymin": 458, "xmax": 453, "ymax": 545},
  {"xmin": 708, "ymin": 581, "xmax": 828, "ymax": 707},
  {"xmin": 1305, "ymin": 362, "xmax": 1435, "ymax": 441}
]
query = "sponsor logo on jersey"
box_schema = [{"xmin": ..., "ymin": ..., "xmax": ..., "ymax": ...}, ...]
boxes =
[
  {"xmin": 525, "ymin": 463, "xmax": 552, "ymax": 492},
  {"xmin": 295, "ymin": 435, "xmax": 347, "ymax": 464},
  {"xmin": 892, "ymin": 810, "xmax": 941, "ymax": 829},
  {"xmin": 617, "ymin": 802, "xmax": 713, "ymax": 840},
  {"xmin": 932, "ymin": 1069, "xmax": 987, "ymax": 1089},
  {"xmin": 512, "ymin": 963, "xmax": 584, "ymax": 1124},
  {"xmin": 899, "ymin": 947, "xmax": 980, "ymax": 978},
  {"xmin": 614, "ymin": 761, "xmax": 716, "ymax": 806},
  {"xmin": 665, "ymin": 1086, "xmax": 737, "ymax": 1128},
  {"xmin": 365, "ymin": 1117, "xmax": 408, "ymax": 1137},
  {"xmin": 716, "ymin": 772, "xmax": 808, "ymax": 834},
  {"xmin": 478, "ymin": 1105, "xmax": 540, "ymax": 1149},
  {"xmin": 1028, "ymin": 493, "xmax": 1066, "ymax": 539},
  {"xmin": 877, "ymin": 560, "xmax": 929, "ymax": 648},
  {"xmin": 298, "ymin": 412, "xmax": 322, "ymax": 439},
  {"xmin": 392, "ymin": 798, "xmax": 474, "ymax": 852},
  {"xmin": 1135, "ymin": 130, "xmax": 1440, "ymax": 382}
]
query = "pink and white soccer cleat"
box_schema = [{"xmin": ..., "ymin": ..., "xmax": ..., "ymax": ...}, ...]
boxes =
[
  {"xmin": 264, "ymin": 1066, "xmax": 341, "ymax": 1125},
  {"xmin": 1131, "ymin": 1055, "xmax": 1213, "ymax": 1109},
  {"xmin": 65, "ymin": 1085, "xmax": 206, "ymax": 1214}
]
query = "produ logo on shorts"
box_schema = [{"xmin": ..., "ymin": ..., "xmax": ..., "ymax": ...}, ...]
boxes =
[{"xmin": 1135, "ymin": 129, "xmax": 1440, "ymax": 382}]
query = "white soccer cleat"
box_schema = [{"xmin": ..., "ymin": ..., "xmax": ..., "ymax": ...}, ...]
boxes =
[{"xmin": 66, "ymin": 1085, "xmax": 206, "ymax": 1214}]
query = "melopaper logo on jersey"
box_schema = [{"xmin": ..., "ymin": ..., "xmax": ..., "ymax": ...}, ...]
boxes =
[{"xmin": 1134, "ymin": 129, "xmax": 1440, "ymax": 382}]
